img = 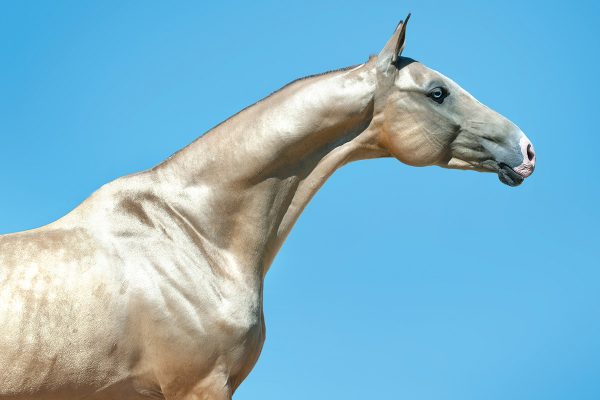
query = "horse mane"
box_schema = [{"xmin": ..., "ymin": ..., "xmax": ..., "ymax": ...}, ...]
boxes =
[{"xmin": 155, "ymin": 59, "xmax": 371, "ymax": 169}]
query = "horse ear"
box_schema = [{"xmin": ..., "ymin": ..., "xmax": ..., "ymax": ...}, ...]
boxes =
[{"xmin": 377, "ymin": 14, "xmax": 411, "ymax": 74}]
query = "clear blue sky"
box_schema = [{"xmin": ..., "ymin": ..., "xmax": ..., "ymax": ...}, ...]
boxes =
[{"xmin": 1, "ymin": 1, "xmax": 598, "ymax": 399}]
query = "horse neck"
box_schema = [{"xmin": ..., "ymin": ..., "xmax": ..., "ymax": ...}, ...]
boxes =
[{"xmin": 156, "ymin": 64, "xmax": 385, "ymax": 276}]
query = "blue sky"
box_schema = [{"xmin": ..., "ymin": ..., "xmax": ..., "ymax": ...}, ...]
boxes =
[{"xmin": 1, "ymin": 1, "xmax": 598, "ymax": 399}]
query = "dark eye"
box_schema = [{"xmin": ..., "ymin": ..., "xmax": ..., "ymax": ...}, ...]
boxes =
[{"xmin": 427, "ymin": 87, "xmax": 449, "ymax": 104}]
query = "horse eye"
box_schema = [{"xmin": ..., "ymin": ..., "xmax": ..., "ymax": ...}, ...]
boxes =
[{"xmin": 427, "ymin": 87, "xmax": 449, "ymax": 104}]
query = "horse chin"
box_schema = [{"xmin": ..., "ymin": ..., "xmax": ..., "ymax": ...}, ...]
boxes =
[
  {"xmin": 451, "ymin": 159, "xmax": 525, "ymax": 187},
  {"xmin": 497, "ymin": 163, "xmax": 524, "ymax": 187},
  {"xmin": 443, "ymin": 158, "xmax": 525, "ymax": 187}
]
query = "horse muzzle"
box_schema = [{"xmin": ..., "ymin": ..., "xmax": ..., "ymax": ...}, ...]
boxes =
[{"xmin": 498, "ymin": 136, "xmax": 536, "ymax": 186}]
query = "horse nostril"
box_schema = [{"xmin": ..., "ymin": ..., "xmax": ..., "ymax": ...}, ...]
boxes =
[{"xmin": 526, "ymin": 143, "xmax": 535, "ymax": 162}]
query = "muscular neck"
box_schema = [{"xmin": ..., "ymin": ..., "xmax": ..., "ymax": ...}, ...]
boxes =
[{"xmin": 155, "ymin": 63, "xmax": 387, "ymax": 276}]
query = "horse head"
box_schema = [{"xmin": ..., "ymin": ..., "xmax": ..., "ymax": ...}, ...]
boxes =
[{"xmin": 372, "ymin": 15, "xmax": 536, "ymax": 186}]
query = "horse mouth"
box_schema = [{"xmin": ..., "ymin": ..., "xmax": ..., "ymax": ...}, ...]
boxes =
[{"xmin": 497, "ymin": 163, "xmax": 524, "ymax": 187}]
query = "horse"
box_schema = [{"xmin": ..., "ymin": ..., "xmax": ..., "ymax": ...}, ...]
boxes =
[{"xmin": 0, "ymin": 15, "xmax": 535, "ymax": 400}]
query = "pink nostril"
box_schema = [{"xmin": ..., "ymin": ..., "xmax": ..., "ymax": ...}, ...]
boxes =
[
  {"xmin": 527, "ymin": 143, "xmax": 535, "ymax": 162},
  {"xmin": 516, "ymin": 136, "xmax": 535, "ymax": 178}
]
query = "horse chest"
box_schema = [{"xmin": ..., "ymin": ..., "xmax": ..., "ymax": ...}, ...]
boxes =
[{"xmin": 135, "ymin": 257, "xmax": 266, "ymax": 390}]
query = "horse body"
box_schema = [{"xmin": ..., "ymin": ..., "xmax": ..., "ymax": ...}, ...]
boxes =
[{"xmin": 0, "ymin": 16, "xmax": 535, "ymax": 399}]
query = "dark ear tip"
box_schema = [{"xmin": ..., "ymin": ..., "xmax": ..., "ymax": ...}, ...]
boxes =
[{"xmin": 396, "ymin": 13, "xmax": 411, "ymax": 30}]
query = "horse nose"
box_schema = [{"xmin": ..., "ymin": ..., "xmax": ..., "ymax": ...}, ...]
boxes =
[{"xmin": 513, "ymin": 136, "xmax": 535, "ymax": 178}]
